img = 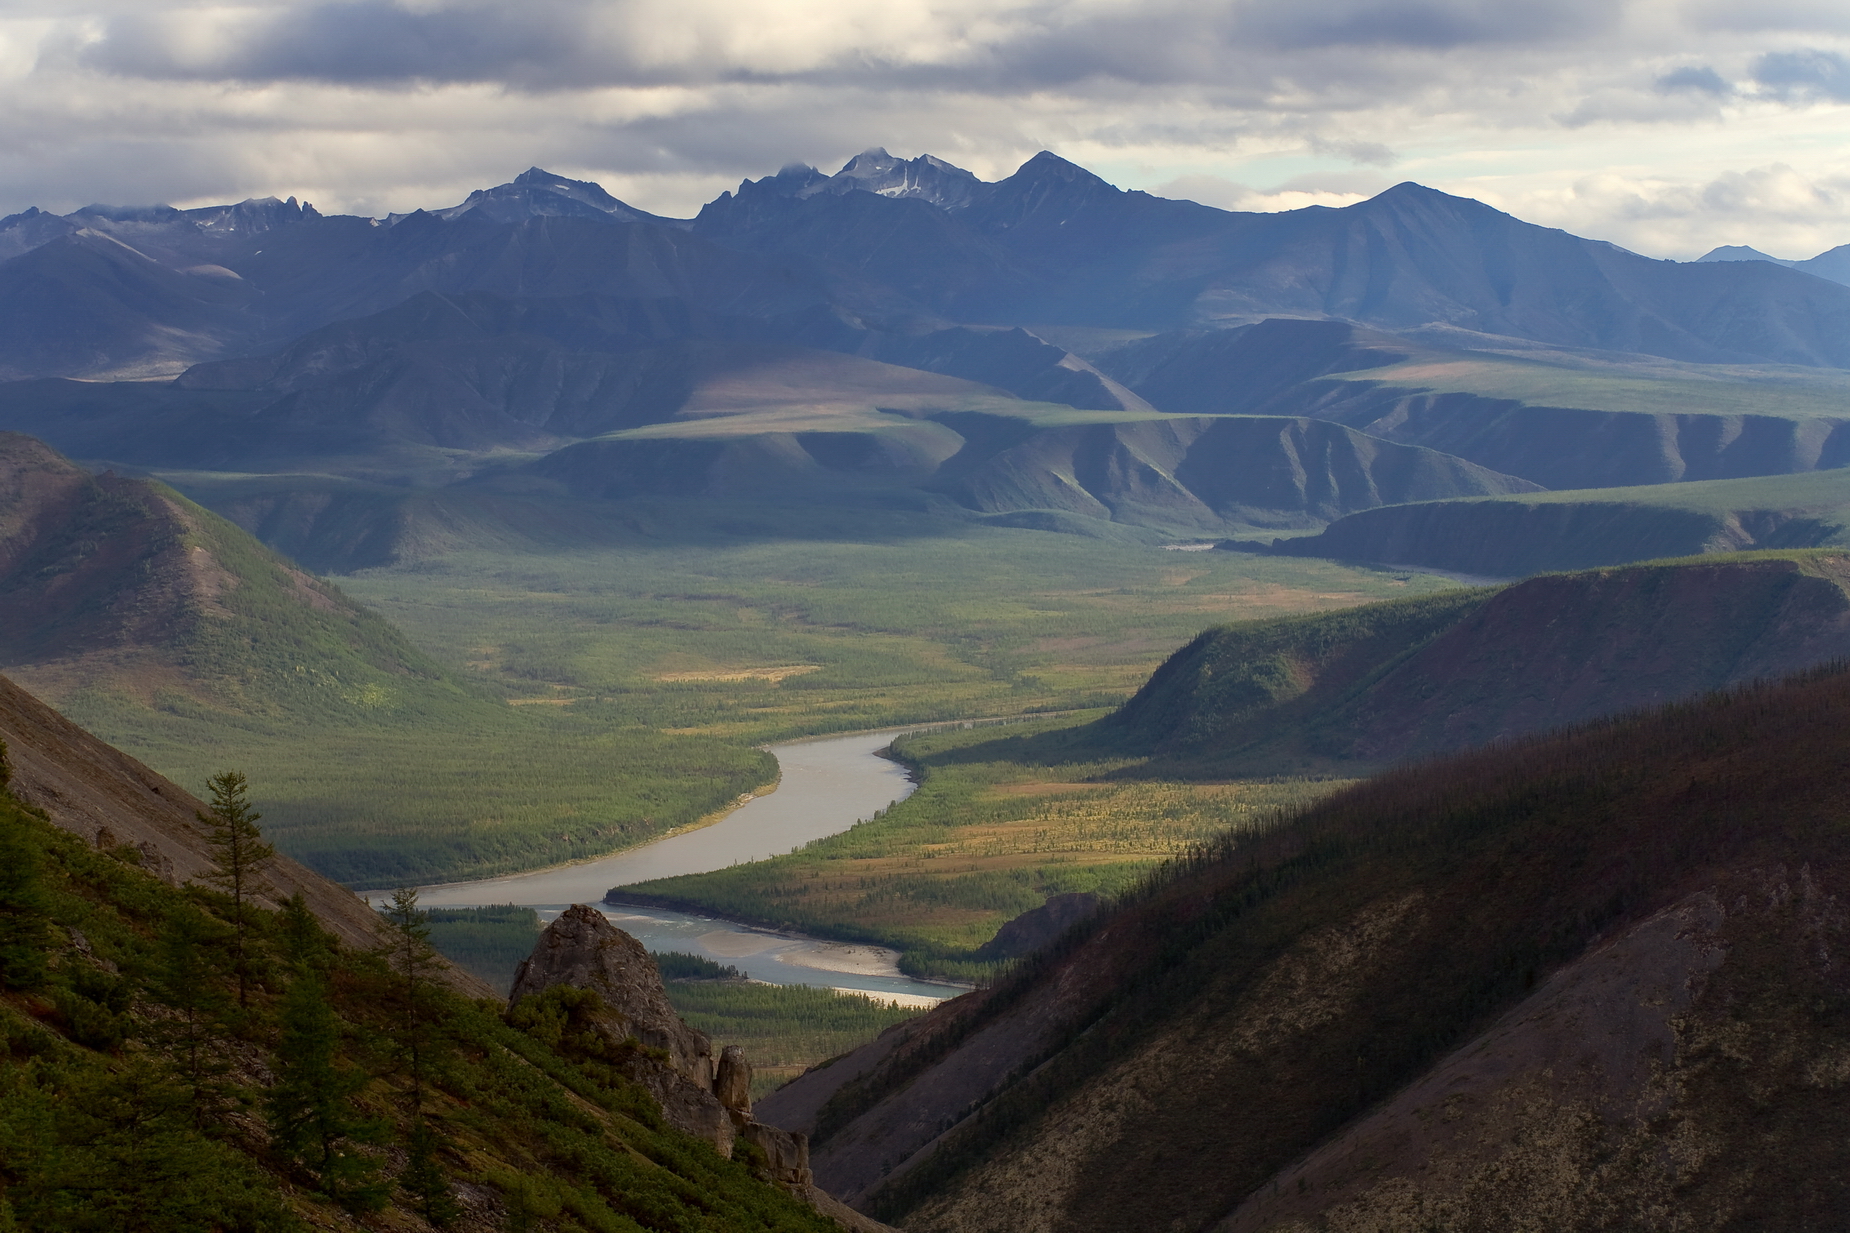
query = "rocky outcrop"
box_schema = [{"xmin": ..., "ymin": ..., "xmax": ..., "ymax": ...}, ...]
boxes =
[
  {"xmin": 716, "ymin": 1044, "xmax": 753, "ymax": 1116},
  {"xmin": 507, "ymin": 906, "xmax": 894, "ymax": 1227},
  {"xmin": 510, "ymin": 905, "xmax": 735, "ymax": 1151},
  {"xmin": 511, "ymin": 903, "xmax": 717, "ymax": 1085}
]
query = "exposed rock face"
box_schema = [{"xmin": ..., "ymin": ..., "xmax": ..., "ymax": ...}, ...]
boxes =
[
  {"xmin": 507, "ymin": 905, "xmax": 874, "ymax": 1225},
  {"xmin": 511, "ymin": 903, "xmax": 716, "ymax": 1086},
  {"xmin": 716, "ymin": 1044, "xmax": 753, "ymax": 1117},
  {"xmin": 980, "ymin": 892, "xmax": 1102, "ymax": 959}
]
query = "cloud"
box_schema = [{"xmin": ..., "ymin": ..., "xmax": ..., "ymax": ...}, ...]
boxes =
[
  {"xmin": 1471, "ymin": 162, "xmax": 1850, "ymax": 260},
  {"xmin": 0, "ymin": 0, "xmax": 1843, "ymax": 258},
  {"xmin": 1753, "ymin": 49, "xmax": 1850, "ymax": 101},
  {"xmin": 1656, "ymin": 65, "xmax": 1729, "ymax": 95}
]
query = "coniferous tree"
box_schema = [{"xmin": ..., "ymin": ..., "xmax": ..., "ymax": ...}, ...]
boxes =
[
  {"xmin": 277, "ymin": 891, "xmax": 331, "ymax": 970},
  {"xmin": 266, "ymin": 969, "xmax": 385, "ymax": 1213},
  {"xmin": 380, "ymin": 887, "xmax": 460, "ymax": 1223},
  {"xmin": 153, "ymin": 905, "xmax": 233, "ymax": 1126},
  {"xmin": 198, "ymin": 771, "xmax": 275, "ymax": 1007},
  {"xmin": 379, "ymin": 886, "xmax": 445, "ymax": 1114},
  {"xmin": 0, "ymin": 793, "xmax": 47, "ymax": 990},
  {"xmin": 401, "ymin": 1119, "xmax": 461, "ymax": 1227}
]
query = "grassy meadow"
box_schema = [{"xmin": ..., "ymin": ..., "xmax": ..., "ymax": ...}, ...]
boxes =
[
  {"xmin": 616, "ymin": 716, "xmax": 1353, "ymax": 981},
  {"xmin": 338, "ymin": 517, "xmax": 1460, "ymax": 745}
]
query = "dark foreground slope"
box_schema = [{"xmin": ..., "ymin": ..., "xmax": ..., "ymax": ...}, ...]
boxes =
[
  {"xmin": 0, "ymin": 685, "xmax": 840, "ymax": 1232},
  {"xmin": 762, "ymin": 663, "xmax": 1850, "ymax": 1232}
]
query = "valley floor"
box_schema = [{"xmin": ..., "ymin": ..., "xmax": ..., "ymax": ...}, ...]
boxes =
[{"xmin": 65, "ymin": 515, "xmax": 1456, "ymax": 889}]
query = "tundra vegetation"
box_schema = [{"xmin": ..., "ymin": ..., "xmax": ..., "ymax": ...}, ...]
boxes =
[
  {"xmin": 0, "ymin": 774, "xmax": 837, "ymax": 1232},
  {"xmin": 616, "ymin": 717, "xmax": 1349, "ymax": 982},
  {"xmin": 81, "ymin": 522, "xmax": 1446, "ymax": 887}
]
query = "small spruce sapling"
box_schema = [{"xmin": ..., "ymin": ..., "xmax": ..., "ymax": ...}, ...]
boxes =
[
  {"xmin": 198, "ymin": 771, "xmax": 275, "ymax": 1008},
  {"xmin": 266, "ymin": 968, "xmax": 386, "ymax": 1213},
  {"xmin": 380, "ymin": 887, "xmax": 460, "ymax": 1221},
  {"xmin": 379, "ymin": 887, "xmax": 445, "ymax": 1114},
  {"xmin": 401, "ymin": 1119, "xmax": 461, "ymax": 1227},
  {"xmin": 0, "ymin": 799, "xmax": 48, "ymax": 990},
  {"xmin": 153, "ymin": 905, "xmax": 233, "ymax": 1126}
]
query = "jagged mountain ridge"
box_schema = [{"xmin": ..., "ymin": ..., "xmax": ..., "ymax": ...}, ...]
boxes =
[{"xmin": 5, "ymin": 151, "xmax": 1850, "ymax": 379}]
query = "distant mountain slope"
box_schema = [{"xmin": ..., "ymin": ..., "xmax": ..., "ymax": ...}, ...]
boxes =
[
  {"xmin": 700, "ymin": 153, "xmax": 1850, "ymax": 365},
  {"xmin": 1699, "ymin": 239, "xmax": 1850, "ymax": 286},
  {"xmin": 922, "ymin": 413, "xmax": 1538, "ymax": 531},
  {"xmin": 763, "ymin": 657, "xmax": 1850, "ymax": 1230},
  {"xmin": 1099, "ymin": 317, "xmax": 1850, "ymax": 490},
  {"xmin": 516, "ymin": 405, "xmax": 1535, "ymax": 539},
  {"xmin": 0, "ymin": 432, "xmax": 462, "ymax": 718},
  {"xmin": 1266, "ymin": 467, "xmax": 1850, "ymax": 575},
  {"xmin": 431, "ymin": 165, "xmax": 690, "ymax": 227},
  {"xmin": 1096, "ymin": 551, "xmax": 1850, "ymax": 772}
]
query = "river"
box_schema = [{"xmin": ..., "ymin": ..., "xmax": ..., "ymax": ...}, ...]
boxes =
[{"xmin": 400, "ymin": 727, "xmax": 970, "ymax": 1005}]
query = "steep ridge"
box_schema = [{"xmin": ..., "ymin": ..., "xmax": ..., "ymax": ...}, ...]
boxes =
[
  {"xmin": 1266, "ymin": 468, "xmax": 1850, "ymax": 575},
  {"xmin": 1097, "ymin": 552, "xmax": 1850, "ymax": 772},
  {"xmin": 0, "ymin": 666, "xmax": 486, "ymax": 993},
  {"xmin": 0, "ymin": 432, "xmax": 463, "ymax": 718},
  {"xmin": 764, "ymin": 661, "xmax": 1850, "ymax": 1231},
  {"xmin": 0, "ymin": 706, "xmax": 858, "ymax": 1230}
]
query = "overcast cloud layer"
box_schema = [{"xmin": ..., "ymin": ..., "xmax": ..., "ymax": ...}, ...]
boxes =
[{"xmin": 3, "ymin": 0, "xmax": 1850, "ymax": 257}]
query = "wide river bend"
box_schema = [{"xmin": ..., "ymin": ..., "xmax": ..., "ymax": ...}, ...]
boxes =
[{"xmin": 399, "ymin": 728, "xmax": 970, "ymax": 1005}]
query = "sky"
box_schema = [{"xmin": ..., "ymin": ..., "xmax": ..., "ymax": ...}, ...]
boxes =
[{"xmin": 3, "ymin": 0, "xmax": 1850, "ymax": 259}]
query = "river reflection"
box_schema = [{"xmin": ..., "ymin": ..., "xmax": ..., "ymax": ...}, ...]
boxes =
[{"xmin": 400, "ymin": 727, "xmax": 970, "ymax": 1004}]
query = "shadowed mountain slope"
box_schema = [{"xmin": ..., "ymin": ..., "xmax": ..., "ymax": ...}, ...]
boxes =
[
  {"xmin": 0, "ymin": 202, "xmax": 935, "ymax": 379},
  {"xmin": 0, "ymin": 432, "xmax": 463, "ymax": 718},
  {"xmin": 761, "ymin": 659, "xmax": 1850, "ymax": 1231},
  {"xmin": 1094, "ymin": 551, "xmax": 1850, "ymax": 773},
  {"xmin": 1265, "ymin": 467, "xmax": 1850, "ymax": 575},
  {"xmin": 0, "ymin": 694, "xmax": 872, "ymax": 1230},
  {"xmin": 0, "ymin": 667, "xmax": 488, "ymax": 992},
  {"xmin": 701, "ymin": 154, "xmax": 1850, "ymax": 364},
  {"xmin": 1100, "ymin": 318, "xmax": 1850, "ymax": 491}
]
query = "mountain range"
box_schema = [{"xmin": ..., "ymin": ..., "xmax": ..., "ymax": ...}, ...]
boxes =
[{"xmin": 3, "ymin": 148, "xmax": 1850, "ymax": 567}]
